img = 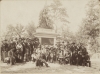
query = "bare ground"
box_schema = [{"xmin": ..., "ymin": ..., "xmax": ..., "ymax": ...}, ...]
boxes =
[
  {"xmin": 0, "ymin": 59, "xmax": 100, "ymax": 74},
  {"xmin": 1, "ymin": 53, "xmax": 100, "ymax": 74}
]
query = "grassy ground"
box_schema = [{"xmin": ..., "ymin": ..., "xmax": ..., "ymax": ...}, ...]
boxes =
[
  {"xmin": 1, "ymin": 53, "xmax": 100, "ymax": 73},
  {"xmin": 1, "ymin": 59, "xmax": 100, "ymax": 74}
]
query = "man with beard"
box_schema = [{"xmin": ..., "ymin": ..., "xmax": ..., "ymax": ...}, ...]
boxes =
[
  {"xmin": 69, "ymin": 43, "xmax": 77, "ymax": 65},
  {"xmin": 71, "ymin": 50, "xmax": 78, "ymax": 65},
  {"xmin": 70, "ymin": 43, "xmax": 77, "ymax": 53},
  {"xmin": 28, "ymin": 38, "xmax": 33, "ymax": 61},
  {"xmin": 33, "ymin": 37, "xmax": 39, "ymax": 49},
  {"xmin": 76, "ymin": 43, "xmax": 82, "ymax": 66},
  {"xmin": 77, "ymin": 51, "xmax": 83, "ymax": 66},
  {"xmin": 24, "ymin": 39, "xmax": 30, "ymax": 62},
  {"xmin": 1, "ymin": 40, "xmax": 5, "ymax": 62},
  {"xmin": 10, "ymin": 39, "xmax": 16, "ymax": 53},
  {"xmin": 36, "ymin": 47, "xmax": 42, "ymax": 66},
  {"xmin": 84, "ymin": 52, "xmax": 91, "ymax": 67},
  {"xmin": 46, "ymin": 49, "xmax": 51, "ymax": 62},
  {"xmin": 81, "ymin": 45, "xmax": 87, "ymax": 66},
  {"xmin": 8, "ymin": 48, "xmax": 16, "ymax": 65},
  {"xmin": 21, "ymin": 38, "xmax": 26, "ymax": 62},
  {"xmin": 30, "ymin": 39, "xmax": 34, "ymax": 56},
  {"xmin": 58, "ymin": 50, "xmax": 64, "ymax": 64},
  {"xmin": 16, "ymin": 41, "xmax": 23, "ymax": 62}
]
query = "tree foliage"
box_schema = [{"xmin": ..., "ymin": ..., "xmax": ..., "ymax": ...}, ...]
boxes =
[
  {"xmin": 83, "ymin": 1, "xmax": 100, "ymax": 39},
  {"xmin": 49, "ymin": 0, "xmax": 69, "ymax": 22},
  {"xmin": 26, "ymin": 22, "xmax": 36, "ymax": 37},
  {"xmin": 6, "ymin": 24, "xmax": 25, "ymax": 39},
  {"xmin": 77, "ymin": 0, "xmax": 100, "ymax": 52},
  {"xmin": 15, "ymin": 24, "xmax": 25, "ymax": 38}
]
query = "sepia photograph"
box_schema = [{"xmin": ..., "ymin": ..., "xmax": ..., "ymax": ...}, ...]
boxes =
[{"xmin": 0, "ymin": 0, "xmax": 100, "ymax": 73}]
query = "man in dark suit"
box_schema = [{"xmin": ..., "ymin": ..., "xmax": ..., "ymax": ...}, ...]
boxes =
[
  {"xmin": 1, "ymin": 40, "xmax": 5, "ymax": 62},
  {"xmin": 70, "ymin": 43, "xmax": 76, "ymax": 52},
  {"xmin": 77, "ymin": 51, "xmax": 83, "ymax": 66},
  {"xmin": 69, "ymin": 43, "xmax": 77, "ymax": 65},
  {"xmin": 1, "ymin": 40, "xmax": 9, "ymax": 62},
  {"xmin": 84, "ymin": 52, "xmax": 91, "ymax": 67},
  {"xmin": 8, "ymin": 48, "xmax": 16, "ymax": 65}
]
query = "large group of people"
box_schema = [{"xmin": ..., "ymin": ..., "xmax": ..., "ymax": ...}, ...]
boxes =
[{"xmin": 1, "ymin": 37, "xmax": 91, "ymax": 67}]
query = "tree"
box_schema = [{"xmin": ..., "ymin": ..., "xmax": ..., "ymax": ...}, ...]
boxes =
[
  {"xmin": 49, "ymin": 0, "xmax": 69, "ymax": 32},
  {"xmin": 84, "ymin": 0, "xmax": 100, "ymax": 39},
  {"xmin": 14, "ymin": 24, "xmax": 25, "ymax": 38},
  {"xmin": 77, "ymin": 0, "xmax": 100, "ymax": 52},
  {"xmin": 6, "ymin": 24, "xmax": 16, "ymax": 39},
  {"xmin": 49, "ymin": 0, "xmax": 69, "ymax": 22},
  {"xmin": 6, "ymin": 24, "xmax": 25, "ymax": 39},
  {"xmin": 26, "ymin": 22, "xmax": 36, "ymax": 38}
]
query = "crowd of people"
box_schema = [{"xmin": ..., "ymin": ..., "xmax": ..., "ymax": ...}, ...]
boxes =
[{"xmin": 1, "ymin": 37, "xmax": 91, "ymax": 67}]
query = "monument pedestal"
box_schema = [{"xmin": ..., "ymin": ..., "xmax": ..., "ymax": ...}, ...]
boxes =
[{"xmin": 34, "ymin": 28, "xmax": 58, "ymax": 46}]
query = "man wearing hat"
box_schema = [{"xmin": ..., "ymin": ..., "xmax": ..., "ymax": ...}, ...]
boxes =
[
  {"xmin": 70, "ymin": 42, "xmax": 77, "ymax": 52},
  {"xmin": 21, "ymin": 38, "xmax": 27, "ymax": 62},
  {"xmin": 69, "ymin": 42, "xmax": 77, "ymax": 65},
  {"xmin": 1, "ymin": 40, "xmax": 9, "ymax": 62},
  {"xmin": 1, "ymin": 40, "xmax": 5, "ymax": 62},
  {"xmin": 84, "ymin": 52, "xmax": 91, "ymax": 67},
  {"xmin": 16, "ymin": 41, "xmax": 23, "ymax": 62},
  {"xmin": 8, "ymin": 48, "xmax": 16, "ymax": 65}
]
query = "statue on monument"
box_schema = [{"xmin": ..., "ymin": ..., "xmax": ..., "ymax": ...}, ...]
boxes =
[{"xmin": 38, "ymin": 6, "xmax": 54, "ymax": 29}]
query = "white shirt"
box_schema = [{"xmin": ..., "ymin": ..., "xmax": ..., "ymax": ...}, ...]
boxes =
[{"xmin": 31, "ymin": 54, "xmax": 36, "ymax": 59}]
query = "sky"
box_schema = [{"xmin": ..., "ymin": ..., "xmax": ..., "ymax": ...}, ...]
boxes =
[{"xmin": 0, "ymin": 0, "xmax": 90, "ymax": 36}]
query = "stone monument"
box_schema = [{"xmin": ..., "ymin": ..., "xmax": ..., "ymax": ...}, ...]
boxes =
[{"xmin": 34, "ymin": 27, "xmax": 57, "ymax": 46}]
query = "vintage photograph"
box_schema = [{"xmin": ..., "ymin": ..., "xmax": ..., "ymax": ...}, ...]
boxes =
[{"xmin": 0, "ymin": 0, "xmax": 100, "ymax": 73}]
